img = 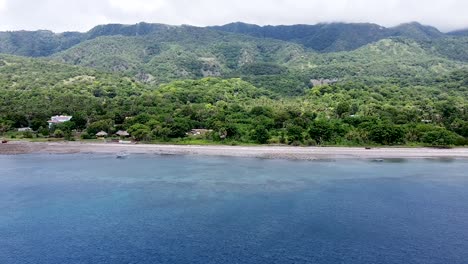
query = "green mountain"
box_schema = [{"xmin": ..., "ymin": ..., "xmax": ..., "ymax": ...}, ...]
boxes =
[
  {"xmin": 0, "ymin": 30, "xmax": 83, "ymax": 57},
  {"xmin": 390, "ymin": 22, "xmax": 445, "ymax": 40},
  {"xmin": 0, "ymin": 23, "xmax": 174, "ymax": 57},
  {"xmin": 0, "ymin": 21, "xmax": 465, "ymax": 58},
  {"xmin": 50, "ymin": 28, "xmax": 465, "ymax": 90},
  {"xmin": 299, "ymin": 38, "xmax": 465, "ymax": 81},
  {"xmin": 1, "ymin": 21, "xmax": 466, "ymax": 93},
  {"xmin": 448, "ymin": 28, "xmax": 468, "ymax": 36},
  {"xmin": 51, "ymin": 26, "xmax": 305, "ymax": 86},
  {"xmin": 210, "ymin": 22, "xmax": 447, "ymax": 52},
  {"xmin": 422, "ymin": 37, "xmax": 468, "ymax": 62}
]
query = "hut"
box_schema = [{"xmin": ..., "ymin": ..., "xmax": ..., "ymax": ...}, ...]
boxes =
[
  {"xmin": 96, "ymin": 131, "xmax": 109, "ymax": 138},
  {"xmin": 116, "ymin": 130, "xmax": 130, "ymax": 137}
]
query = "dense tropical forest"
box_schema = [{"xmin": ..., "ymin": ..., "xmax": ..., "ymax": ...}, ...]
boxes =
[{"xmin": 0, "ymin": 22, "xmax": 467, "ymax": 146}]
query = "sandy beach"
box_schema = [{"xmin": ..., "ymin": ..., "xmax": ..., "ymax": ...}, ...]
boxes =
[{"xmin": 1, "ymin": 141, "xmax": 468, "ymax": 160}]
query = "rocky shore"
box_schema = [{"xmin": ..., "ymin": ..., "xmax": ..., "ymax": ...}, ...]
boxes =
[{"xmin": 1, "ymin": 141, "xmax": 468, "ymax": 160}]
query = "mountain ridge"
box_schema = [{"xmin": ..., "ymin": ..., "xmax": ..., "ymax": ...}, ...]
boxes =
[
  {"xmin": 210, "ymin": 21, "xmax": 448, "ymax": 52},
  {"xmin": 0, "ymin": 21, "xmax": 466, "ymax": 57}
]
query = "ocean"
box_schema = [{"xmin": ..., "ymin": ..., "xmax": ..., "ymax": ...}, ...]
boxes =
[{"xmin": 1, "ymin": 154, "xmax": 467, "ymax": 264}]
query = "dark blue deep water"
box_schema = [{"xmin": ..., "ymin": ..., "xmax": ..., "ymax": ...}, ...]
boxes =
[{"xmin": 1, "ymin": 154, "xmax": 468, "ymax": 264}]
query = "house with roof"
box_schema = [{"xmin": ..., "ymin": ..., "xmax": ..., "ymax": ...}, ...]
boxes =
[
  {"xmin": 48, "ymin": 115, "xmax": 73, "ymax": 128},
  {"xmin": 18, "ymin": 127, "xmax": 33, "ymax": 132},
  {"xmin": 116, "ymin": 130, "xmax": 130, "ymax": 137}
]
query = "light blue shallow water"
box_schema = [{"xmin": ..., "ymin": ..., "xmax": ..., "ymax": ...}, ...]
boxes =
[{"xmin": 0, "ymin": 154, "xmax": 468, "ymax": 264}]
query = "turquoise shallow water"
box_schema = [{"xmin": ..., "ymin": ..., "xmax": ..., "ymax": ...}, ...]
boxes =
[{"xmin": 1, "ymin": 154, "xmax": 468, "ymax": 264}]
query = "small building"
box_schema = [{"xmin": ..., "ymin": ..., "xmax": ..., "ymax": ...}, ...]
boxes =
[
  {"xmin": 116, "ymin": 130, "xmax": 130, "ymax": 137},
  {"xmin": 18, "ymin": 127, "xmax": 32, "ymax": 132},
  {"xmin": 48, "ymin": 115, "xmax": 73, "ymax": 128},
  {"xmin": 186, "ymin": 129, "xmax": 213, "ymax": 137},
  {"xmin": 96, "ymin": 131, "xmax": 108, "ymax": 138}
]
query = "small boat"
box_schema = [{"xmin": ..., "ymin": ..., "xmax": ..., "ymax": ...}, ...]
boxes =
[
  {"xmin": 116, "ymin": 152, "xmax": 129, "ymax": 159},
  {"xmin": 1, "ymin": 140, "xmax": 7, "ymax": 144}
]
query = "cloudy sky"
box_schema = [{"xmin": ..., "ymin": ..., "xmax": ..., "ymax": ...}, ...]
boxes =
[{"xmin": 0, "ymin": 0, "xmax": 466, "ymax": 32}]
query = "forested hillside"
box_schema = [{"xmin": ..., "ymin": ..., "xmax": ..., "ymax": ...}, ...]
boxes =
[
  {"xmin": 0, "ymin": 23, "xmax": 174, "ymax": 57},
  {"xmin": 0, "ymin": 21, "xmax": 466, "ymax": 57},
  {"xmin": 211, "ymin": 22, "xmax": 447, "ymax": 51},
  {"xmin": 50, "ymin": 31, "xmax": 467, "ymax": 92},
  {"xmin": 51, "ymin": 26, "xmax": 305, "ymax": 85},
  {"xmin": 448, "ymin": 29, "xmax": 468, "ymax": 37},
  {"xmin": 0, "ymin": 22, "xmax": 467, "ymax": 146}
]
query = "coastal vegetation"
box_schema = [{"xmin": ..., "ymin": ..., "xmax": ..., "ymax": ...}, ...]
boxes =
[{"xmin": 0, "ymin": 22, "xmax": 467, "ymax": 147}]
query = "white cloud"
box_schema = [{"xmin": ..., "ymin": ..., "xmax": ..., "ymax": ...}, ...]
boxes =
[
  {"xmin": 0, "ymin": 0, "xmax": 6, "ymax": 11},
  {"xmin": 0, "ymin": 0, "xmax": 466, "ymax": 32},
  {"xmin": 108, "ymin": 0, "xmax": 166, "ymax": 13}
]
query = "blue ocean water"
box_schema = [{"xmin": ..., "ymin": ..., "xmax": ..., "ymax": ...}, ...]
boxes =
[{"xmin": 0, "ymin": 154, "xmax": 467, "ymax": 264}]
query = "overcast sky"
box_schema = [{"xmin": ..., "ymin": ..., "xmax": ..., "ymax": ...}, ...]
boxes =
[{"xmin": 0, "ymin": 0, "xmax": 466, "ymax": 32}]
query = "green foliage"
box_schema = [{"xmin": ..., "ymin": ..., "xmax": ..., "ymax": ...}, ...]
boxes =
[
  {"xmin": 87, "ymin": 120, "xmax": 114, "ymax": 135},
  {"xmin": 308, "ymin": 120, "xmax": 339, "ymax": 144},
  {"xmin": 166, "ymin": 117, "xmax": 192, "ymax": 138},
  {"xmin": 38, "ymin": 127, "xmax": 50, "ymax": 137},
  {"xmin": 285, "ymin": 124, "xmax": 303, "ymax": 143},
  {"xmin": 366, "ymin": 122, "xmax": 406, "ymax": 145},
  {"xmin": 128, "ymin": 124, "xmax": 152, "ymax": 141},
  {"xmin": 71, "ymin": 114, "xmax": 88, "ymax": 130},
  {"xmin": 31, "ymin": 119, "xmax": 48, "ymax": 131},
  {"xmin": 1, "ymin": 22, "xmax": 464, "ymax": 101},
  {"xmin": 336, "ymin": 101, "xmax": 351, "ymax": 117},
  {"xmin": 250, "ymin": 106, "xmax": 274, "ymax": 118},
  {"xmin": 0, "ymin": 21, "xmax": 463, "ymax": 60},
  {"xmin": 0, "ymin": 24, "xmax": 467, "ymax": 146},
  {"xmin": 421, "ymin": 129, "xmax": 462, "ymax": 147},
  {"xmin": 156, "ymin": 78, "xmax": 273, "ymax": 104},
  {"xmin": 50, "ymin": 26, "xmax": 305, "ymax": 86},
  {"xmin": 450, "ymin": 119, "xmax": 468, "ymax": 137},
  {"xmin": 54, "ymin": 129, "xmax": 64, "ymax": 138},
  {"xmin": 309, "ymin": 119, "xmax": 349, "ymax": 144},
  {"xmin": 239, "ymin": 63, "xmax": 287, "ymax": 75},
  {"xmin": 212, "ymin": 22, "xmax": 446, "ymax": 52},
  {"xmin": 427, "ymin": 37, "xmax": 468, "ymax": 62},
  {"xmin": 22, "ymin": 131, "xmax": 34, "ymax": 139},
  {"xmin": 251, "ymin": 125, "xmax": 270, "ymax": 144},
  {"xmin": 241, "ymin": 73, "xmax": 310, "ymax": 96},
  {"xmin": 80, "ymin": 132, "xmax": 94, "ymax": 140},
  {"xmin": 152, "ymin": 125, "xmax": 171, "ymax": 140}
]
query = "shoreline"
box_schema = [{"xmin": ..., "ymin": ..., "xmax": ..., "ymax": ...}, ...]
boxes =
[{"xmin": 1, "ymin": 141, "xmax": 468, "ymax": 160}]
